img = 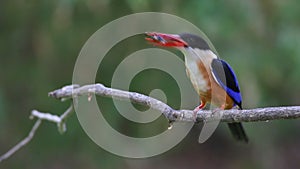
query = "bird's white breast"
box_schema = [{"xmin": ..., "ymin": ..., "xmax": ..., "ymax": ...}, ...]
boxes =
[{"xmin": 181, "ymin": 48, "xmax": 218, "ymax": 94}]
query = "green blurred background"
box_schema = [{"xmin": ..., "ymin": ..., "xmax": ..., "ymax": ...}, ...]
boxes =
[{"xmin": 1, "ymin": 0, "xmax": 300, "ymax": 168}]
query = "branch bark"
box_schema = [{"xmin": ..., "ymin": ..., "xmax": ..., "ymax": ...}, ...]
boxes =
[
  {"xmin": 49, "ymin": 83, "xmax": 300, "ymax": 123},
  {"xmin": 0, "ymin": 105, "xmax": 73, "ymax": 163},
  {"xmin": 0, "ymin": 119, "xmax": 42, "ymax": 163},
  {"xmin": 1, "ymin": 83, "xmax": 300, "ymax": 163}
]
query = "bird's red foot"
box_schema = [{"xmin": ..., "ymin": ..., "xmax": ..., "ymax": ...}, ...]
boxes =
[
  {"xmin": 211, "ymin": 104, "xmax": 226, "ymax": 115},
  {"xmin": 192, "ymin": 101, "xmax": 206, "ymax": 122}
]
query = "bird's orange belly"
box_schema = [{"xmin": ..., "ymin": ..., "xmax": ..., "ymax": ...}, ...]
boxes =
[{"xmin": 187, "ymin": 59, "xmax": 235, "ymax": 109}]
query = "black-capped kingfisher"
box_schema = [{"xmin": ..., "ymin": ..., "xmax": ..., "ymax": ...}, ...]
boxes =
[{"xmin": 145, "ymin": 32, "xmax": 248, "ymax": 143}]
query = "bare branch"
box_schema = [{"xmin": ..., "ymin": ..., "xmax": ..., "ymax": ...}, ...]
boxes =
[
  {"xmin": 31, "ymin": 110, "xmax": 61, "ymax": 123},
  {"xmin": 0, "ymin": 105, "xmax": 73, "ymax": 163},
  {"xmin": 31, "ymin": 105, "xmax": 74, "ymax": 133},
  {"xmin": 0, "ymin": 119, "xmax": 42, "ymax": 163},
  {"xmin": 1, "ymin": 83, "xmax": 300, "ymax": 163},
  {"xmin": 49, "ymin": 83, "xmax": 300, "ymax": 123}
]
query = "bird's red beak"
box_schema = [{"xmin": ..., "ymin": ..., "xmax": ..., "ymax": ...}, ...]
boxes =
[{"xmin": 145, "ymin": 32, "xmax": 188, "ymax": 47}]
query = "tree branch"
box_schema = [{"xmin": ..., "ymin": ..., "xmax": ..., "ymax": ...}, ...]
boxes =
[
  {"xmin": 1, "ymin": 83, "xmax": 300, "ymax": 163},
  {"xmin": 31, "ymin": 104, "xmax": 74, "ymax": 133},
  {"xmin": 0, "ymin": 119, "xmax": 42, "ymax": 163},
  {"xmin": 0, "ymin": 105, "xmax": 73, "ymax": 163},
  {"xmin": 49, "ymin": 83, "xmax": 300, "ymax": 123}
]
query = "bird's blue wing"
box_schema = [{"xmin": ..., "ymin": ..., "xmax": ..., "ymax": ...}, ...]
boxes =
[{"xmin": 211, "ymin": 59, "xmax": 242, "ymax": 108}]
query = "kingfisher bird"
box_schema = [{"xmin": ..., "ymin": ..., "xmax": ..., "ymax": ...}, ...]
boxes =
[{"xmin": 145, "ymin": 32, "xmax": 248, "ymax": 143}]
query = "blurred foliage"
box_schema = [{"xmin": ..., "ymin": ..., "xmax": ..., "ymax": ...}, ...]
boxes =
[{"xmin": 0, "ymin": 0, "xmax": 300, "ymax": 169}]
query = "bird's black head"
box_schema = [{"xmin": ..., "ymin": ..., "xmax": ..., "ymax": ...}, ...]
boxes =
[
  {"xmin": 145, "ymin": 32, "xmax": 211, "ymax": 50},
  {"xmin": 179, "ymin": 33, "xmax": 211, "ymax": 50}
]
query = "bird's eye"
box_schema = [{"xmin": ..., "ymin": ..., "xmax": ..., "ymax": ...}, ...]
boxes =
[
  {"xmin": 153, "ymin": 35, "xmax": 159, "ymax": 40},
  {"xmin": 157, "ymin": 36, "xmax": 166, "ymax": 44}
]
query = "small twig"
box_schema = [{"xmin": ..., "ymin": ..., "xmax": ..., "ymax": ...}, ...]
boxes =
[
  {"xmin": 0, "ymin": 119, "xmax": 42, "ymax": 163},
  {"xmin": 0, "ymin": 105, "xmax": 73, "ymax": 163},
  {"xmin": 30, "ymin": 110, "xmax": 61, "ymax": 123},
  {"xmin": 31, "ymin": 105, "xmax": 74, "ymax": 134},
  {"xmin": 57, "ymin": 105, "xmax": 74, "ymax": 133}
]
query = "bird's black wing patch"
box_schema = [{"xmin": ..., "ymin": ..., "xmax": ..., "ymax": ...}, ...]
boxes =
[{"xmin": 211, "ymin": 59, "xmax": 242, "ymax": 107}]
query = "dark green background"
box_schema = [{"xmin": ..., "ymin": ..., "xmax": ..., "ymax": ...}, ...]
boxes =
[{"xmin": 1, "ymin": 0, "xmax": 300, "ymax": 168}]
